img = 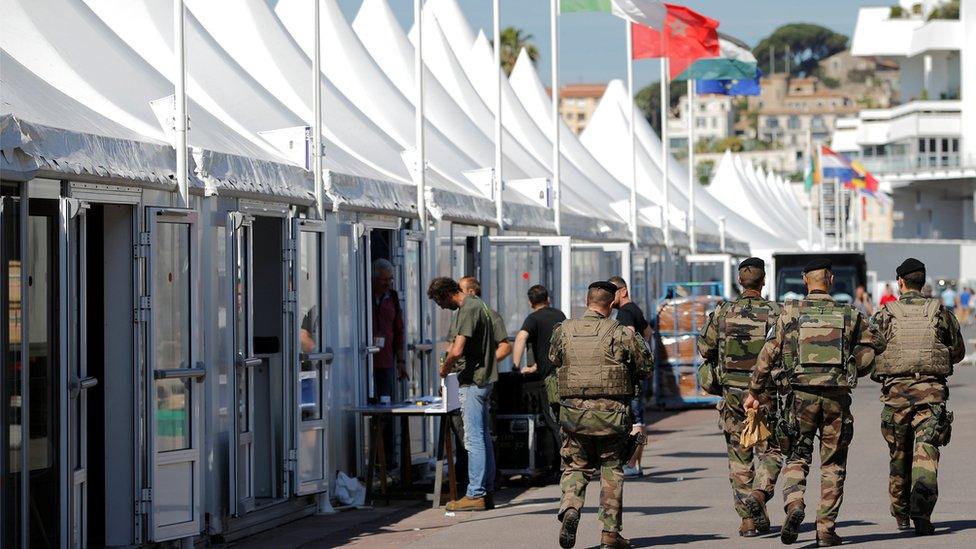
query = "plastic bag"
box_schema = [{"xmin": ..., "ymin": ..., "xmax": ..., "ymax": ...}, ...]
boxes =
[
  {"xmin": 335, "ymin": 471, "xmax": 366, "ymax": 506},
  {"xmin": 740, "ymin": 408, "xmax": 771, "ymax": 450}
]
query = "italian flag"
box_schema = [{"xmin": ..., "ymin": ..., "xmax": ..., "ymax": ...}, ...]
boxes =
[
  {"xmin": 631, "ymin": 4, "xmax": 720, "ymax": 80},
  {"xmin": 673, "ymin": 33, "xmax": 758, "ymax": 81},
  {"xmin": 560, "ymin": 0, "xmax": 666, "ymax": 30}
]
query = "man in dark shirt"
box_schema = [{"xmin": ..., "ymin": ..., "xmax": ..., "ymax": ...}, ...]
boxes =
[{"xmin": 609, "ymin": 276, "xmax": 652, "ymax": 477}]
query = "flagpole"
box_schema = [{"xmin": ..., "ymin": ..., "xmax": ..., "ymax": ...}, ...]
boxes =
[
  {"xmin": 858, "ymin": 195, "xmax": 864, "ymax": 250},
  {"xmin": 660, "ymin": 58, "xmax": 671, "ymax": 249},
  {"xmin": 174, "ymin": 0, "xmax": 188, "ymax": 207},
  {"xmin": 818, "ymin": 146, "xmax": 826, "ymax": 249},
  {"xmin": 687, "ymin": 78, "xmax": 696, "ymax": 253},
  {"xmin": 312, "ymin": 0, "xmax": 323, "ymax": 219},
  {"xmin": 551, "ymin": 0, "xmax": 561, "ymax": 235},
  {"xmin": 627, "ymin": 22, "xmax": 638, "ymax": 247},
  {"xmin": 834, "ymin": 176, "xmax": 841, "ymax": 250},
  {"xmin": 414, "ymin": 0, "xmax": 428, "ymax": 231},
  {"xmin": 493, "ymin": 0, "xmax": 504, "ymax": 232},
  {"xmin": 806, "ymin": 126, "xmax": 813, "ymax": 246}
]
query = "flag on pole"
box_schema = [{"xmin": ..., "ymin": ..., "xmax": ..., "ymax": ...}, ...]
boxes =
[
  {"xmin": 559, "ymin": 0, "xmax": 666, "ymax": 29},
  {"xmin": 696, "ymin": 71, "xmax": 761, "ymax": 96},
  {"xmin": 674, "ymin": 33, "xmax": 758, "ymax": 81},
  {"xmin": 804, "ymin": 149, "xmax": 821, "ymax": 192},
  {"xmin": 631, "ymin": 4, "xmax": 719, "ymax": 79},
  {"xmin": 820, "ymin": 145, "xmax": 879, "ymax": 195}
]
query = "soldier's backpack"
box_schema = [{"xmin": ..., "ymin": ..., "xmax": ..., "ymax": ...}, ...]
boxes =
[
  {"xmin": 718, "ymin": 300, "xmax": 781, "ymax": 389},
  {"xmin": 875, "ymin": 298, "xmax": 952, "ymax": 378},
  {"xmin": 784, "ymin": 299, "xmax": 856, "ymax": 388}
]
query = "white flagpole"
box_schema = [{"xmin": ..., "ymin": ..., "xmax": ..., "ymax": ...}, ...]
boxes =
[
  {"xmin": 806, "ymin": 128, "xmax": 813, "ymax": 246},
  {"xmin": 627, "ymin": 21, "xmax": 638, "ymax": 247},
  {"xmin": 551, "ymin": 0, "xmax": 562, "ymax": 234},
  {"xmin": 174, "ymin": 0, "xmax": 188, "ymax": 207},
  {"xmin": 493, "ymin": 0, "xmax": 504, "ymax": 232},
  {"xmin": 818, "ymin": 146, "xmax": 826, "ymax": 249},
  {"xmin": 834, "ymin": 177, "xmax": 841, "ymax": 249},
  {"xmin": 414, "ymin": 0, "xmax": 428, "ymax": 231},
  {"xmin": 858, "ymin": 194, "xmax": 864, "ymax": 250},
  {"xmin": 687, "ymin": 79, "xmax": 696, "ymax": 253},
  {"xmin": 313, "ymin": 0, "xmax": 323, "ymax": 219},
  {"xmin": 660, "ymin": 59, "xmax": 671, "ymax": 249}
]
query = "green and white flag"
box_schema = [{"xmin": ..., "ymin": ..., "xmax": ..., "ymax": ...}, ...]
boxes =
[
  {"xmin": 673, "ymin": 33, "xmax": 758, "ymax": 81},
  {"xmin": 560, "ymin": 0, "xmax": 666, "ymax": 30}
]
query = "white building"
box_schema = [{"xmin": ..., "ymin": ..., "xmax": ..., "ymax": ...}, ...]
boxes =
[
  {"xmin": 833, "ymin": 1, "xmax": 976, "ymax": 240},
  {"xmin": 667, "ymin": 92, "xmax": 736, "ymax": 155}
]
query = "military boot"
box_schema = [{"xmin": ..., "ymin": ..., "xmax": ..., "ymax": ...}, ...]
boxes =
[
  {"xmin": 895, "ymin": 515, "xmax": 912, "ymax": 531},
  {"xmin": 745, "ymin": 490, "xmax": 771, "ymax": 534},
  {"xmin": 599, "ymin": 531, "xmax": 632, "ymax": 549},
  {"xmin": 558, "ymin": 508, "xmax": 580, "ymax": 549},
  {"xmin": 913, "ymin": 517, "xmax": 935, "ymax": 536},
  {"xmin": 739, "ymin": 517, "xmax": 758, "ymax": 537},
  {"xmin": 780, "ymin": 501, "xmax": 806, "ymax": 545},
  {"xmin": 816, "ymin": 531, "xmax": 843, "ymax": 547}
]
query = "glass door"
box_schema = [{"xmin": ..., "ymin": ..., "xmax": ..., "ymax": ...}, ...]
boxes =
[
  {"xmin": 143, "ymin": 207, "xmax": 203, "ymax": 542},
  {"xmin": 569, "ymin": 242, "xmax": 631, "ymax": 319},
  {"xmin": 291, "ymin": 218, "xmax": 331, "ymax": 495},
  {"xmin": 400, "ymin": 229, "xmax": 433, "ymax": 458},
  {"xmin": 480, "ymin": 236, "xmax": 572, "ymax": 331},
  {"xmin": 64, "ymin": 199, "xmax": 96, "ymax": 548},
  {"xmin": 227, "ymin": 212, "xmax": 257, "ymax": 514}
]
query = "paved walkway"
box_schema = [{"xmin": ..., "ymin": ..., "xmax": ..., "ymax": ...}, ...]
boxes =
[{"xmin": 233, "ymin": 355, "xmax": 976, "ymax": 548}]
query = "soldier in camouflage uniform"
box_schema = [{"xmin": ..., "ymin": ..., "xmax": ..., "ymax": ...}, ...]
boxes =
[
  {"xmin": 745, "ymin": 258, "xmax": 886, "ymax": 547},
  {"xmin": 550, "ymin": 281, "xmax": 653, "ymax": 549},
  {"xmin": 699, "ymin": 257, "xmax": 784, "ymax": 537},
  {"xmin": 871, "ymin": 258, "xmax": 965, "ymax": 536}
]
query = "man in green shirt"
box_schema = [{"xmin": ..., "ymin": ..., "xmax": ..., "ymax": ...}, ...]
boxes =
[{"xmin": 428, "ymin": 277, "xmax": 499, "ymax": 511}]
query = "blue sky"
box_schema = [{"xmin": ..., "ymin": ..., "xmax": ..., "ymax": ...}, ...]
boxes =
[{"xmin": 333, "ymin": 0, "xmax": 882, "ymax": 90}]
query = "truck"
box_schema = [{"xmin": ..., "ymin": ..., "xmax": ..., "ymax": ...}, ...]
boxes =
[{"xmin": 771, "ymin": 251, "xmax": 867, "ymax": 303}]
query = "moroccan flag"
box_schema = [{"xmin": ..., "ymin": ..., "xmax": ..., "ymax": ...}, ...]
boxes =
[
  {"xmin": 560, "ymin": 0, "xmax": 666, "ymax": 29},
  {"xmin": 631, "ymin": 4, "xmax": 719, "ymax": 80}
]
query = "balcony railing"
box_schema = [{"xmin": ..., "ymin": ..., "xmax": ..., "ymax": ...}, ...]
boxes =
[{"xmin": 859, "ymin": 153, "xmax": 975, "ymax": 174}]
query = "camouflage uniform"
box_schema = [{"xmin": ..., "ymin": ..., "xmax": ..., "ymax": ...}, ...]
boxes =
[
  {"xmin": 751, "ymin": 290, "xmax": 886, "ymax": 537},
  {"xmin": 699, "ymin": 290, "xmax": 784, "ymax": 520},
  {"xmin": 872, "ymin": 290, "xmax": 965, "ymax": 522},
  {"xmin": 550, "ymin": 310, "xmax": 653, "ymax": 533}
]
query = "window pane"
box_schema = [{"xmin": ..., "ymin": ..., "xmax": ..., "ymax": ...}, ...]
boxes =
[
  {"xmin": 298, "ymin": 231, "xmax": 321, "ymax": 420},
  {"xmin": 154, "ymin": 222, "xmax": 191, "ymax": 452}
]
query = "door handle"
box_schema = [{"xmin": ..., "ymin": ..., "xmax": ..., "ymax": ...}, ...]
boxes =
[
  {"xmin": 79, "ymin": 376, "xmax": 99, "ymax": 390},
  {"xmin": 364, "ymin": 345, "xmax": 381, "ymax": 355},
  {"xmin": 154, "ymin": 368, "xmax": 207, "ymax": 381},
  {"xmin": 409, "ymin": 342, "xmax": 434, "ymax": 352},
  {"xmin": 237, "ymin": 355, "xmax": 263, "ymax": 368},
  {"xmin": 301, "ymin": 349, "xmax": 335, "ymax": 364}
]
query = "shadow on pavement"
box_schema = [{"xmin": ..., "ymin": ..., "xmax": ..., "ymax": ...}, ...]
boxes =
[
  {"xmin": 656, "ymin": 451, "xmax": 728, "ymax": 459},
  {"xmin": 629, "ymin": 533, "xmax": 727, "ymax": 546}
]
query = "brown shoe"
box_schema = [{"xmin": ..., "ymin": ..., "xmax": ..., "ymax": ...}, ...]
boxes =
[
  {"xmin": 816, "ymin": 531, "xmax": 843, "ymax": 546},
  {"xmin": 745, "ymin": 490, "xmax": 771, "ymax": 534},
  {"xmin": 600, "ymin": 531, "xmax": 632, "ymax": 549},
  {"xmin": 895, "ymin": 515, "xmax": 912, "ymax": 531},
  {"xmin": 781, "ymin": 501, "xmax": 805, "ymax": 545},
  {"xmin": 445, "ymin": 496, "xmax": 486, "ymax": 511},
  {"xmin": 739, "ymin": 517, "xmax": 758, "ymax": 537}
]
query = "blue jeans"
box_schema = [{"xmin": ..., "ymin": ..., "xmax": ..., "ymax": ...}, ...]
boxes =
[{"xmin": 459, "ymin": 383, "xmax": 495, "ymax": 498}]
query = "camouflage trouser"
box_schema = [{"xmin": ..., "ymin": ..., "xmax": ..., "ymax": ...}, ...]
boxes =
[
  {"xmin": 881, "ymin": 399, "xmax": 950, "ymax": 520},
  {"xmin": 782, "ymin": 390, "xmax": 854, "ymax": 536},
  {"xmin": 720, "ymin": 387, "xmax": 784, "ymax": 518},
  {"xmin": 558, "ymin": 429, "xmax": 627, "ymax": 533}
]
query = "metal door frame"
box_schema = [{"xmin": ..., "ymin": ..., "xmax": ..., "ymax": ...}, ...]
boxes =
[
  {"xmin": 290, "ymin": 218, "xmax": 332, "ymax": 496},
  {"xmin": 143, "ymin": 207, "xmax": 204, "ymax": 542},
  {"xmin": 226, "ymin": 212, "xmax": 257, "ymax": 515},
  {"xmin": 480, "ymin": 236, "xmax": 572, "ymax": 318},
  {"xmin": 399, "ymin": 228, "xmax": 435, "ymax": 457},
  {"xmin": 571, "ymin": 242, "xmax": 632, "ymax": 286}
]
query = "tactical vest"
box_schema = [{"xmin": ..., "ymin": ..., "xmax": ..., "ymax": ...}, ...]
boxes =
[
  {"xmin": 783, "ymin": 299, "xmax": 853, "ymax": 388},
  {"xmin": 718, "ymin": 300, "xmax": 781, "ymax": 388},
  {"xmin": 875, "ymin": 299, "xmax": 952, "ymax": 377},
  {"xmin": 557, "ymin": 317, "xmax": 634, "ymax": 398}
]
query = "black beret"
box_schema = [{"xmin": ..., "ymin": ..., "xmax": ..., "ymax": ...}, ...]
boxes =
[
  {"xmin": 802, "ymin": 258, "xmax": 832, "ymax": 273},
  {"xmin": 896, "ymin": 258, "xmax": 925, "ymax": 278},
  {"xmin": 738, "ymin": 257, "xmax": 765, "ymax": 271},
  {"xmin": 589, "ymin": 281, "xmax": 619, "ymax": 295}
]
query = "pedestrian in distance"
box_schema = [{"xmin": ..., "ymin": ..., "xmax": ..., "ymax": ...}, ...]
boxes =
[
  {"xmin": 699, "ymin": 257, "xmax": 785, "ymax": 537},
  {"xmin": 551, "ymin": 281, "xmax": 653, "ymax": 549},
  {"xmin": 427, "ymin": 277, "xmax": 499, "ymax": 512},
  {"xmin": 608, "ymin": 276, "xmax": 652, "ymax": 478},
  {"xmin": 871, "ymin": 258, "xmax": 966, "ymax": 536},
  {"xmin": 745, "ymin": 258, "xmax": 886, "ymax": 547}
]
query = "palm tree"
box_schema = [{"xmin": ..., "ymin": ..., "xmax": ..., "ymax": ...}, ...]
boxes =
[{"xmin": 493, "ymin": 27, "xmax": 539, "ymax": 76}]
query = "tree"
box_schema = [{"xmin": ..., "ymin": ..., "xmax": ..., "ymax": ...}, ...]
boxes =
[
  {"xmin": 928, "ymin": 0, "xmax": 959, "ymax": 20},
  {"xmin": 753, "ymin": 24, "xmax": 848, "ymax": 77},
  {"xmin": 492, "ymin": 27, "xmax": 539, "ymax": 76},
  {"xmin": 635, "ymin": 81, "xmax": 685, "ymax": 134}
]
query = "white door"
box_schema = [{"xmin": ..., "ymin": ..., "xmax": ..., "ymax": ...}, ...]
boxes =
[
  {"xmin": 144, "ymin": 208, "xmax": 203, "ymax": 542},
  {"xmin": 227, "ymin": 213, "xmax": 257, "ymax": 514},
  {"xmin": 400, "ymin": 229, "xmax": 434, "ymax": 457},
  {"xmin": 63, "ymin": 199, "xmax": 95, "ymax": 548},
  {"xmin": 291, "ymin": 218, "xmax": 331, "ymax": 495}
]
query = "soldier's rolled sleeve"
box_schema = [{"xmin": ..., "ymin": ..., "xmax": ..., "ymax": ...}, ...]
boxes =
[
  {"xmin": 548, "ymin": 326, "xmax": 564, "ymax": 368},
  {"xmin": 852, "ymin": 312, "xmax": 885, "ymax": 376},
  {"xmin": 698, "ymin": 310, "xmax": 719, "ymax": 362},
  {"xmin": 749, "ymin": 317, "xmax": 783, "ymax": 394},
  {"xmin": 626, "ymin": 330, "xmax": 654, "ymax": 379},
  {"xmin": 942, "ymin": 307, "xmax": 966, "ymax": 364}
]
